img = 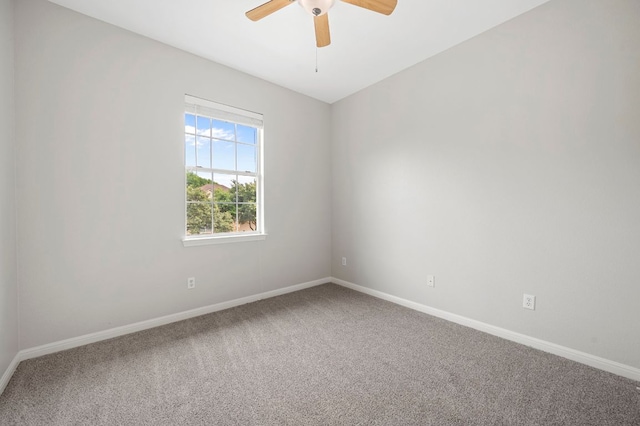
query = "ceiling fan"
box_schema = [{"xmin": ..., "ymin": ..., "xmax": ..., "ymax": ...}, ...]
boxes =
[{"xmin": 246, "ymin": 0, "xmax": 397, "ymax": 48}]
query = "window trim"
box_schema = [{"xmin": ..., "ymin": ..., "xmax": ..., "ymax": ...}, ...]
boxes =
[
  {"xmin": 182, "ymin": 95, "xmax": 266, "ymax": 246},
  {"xmin": 182, "ymin": 233, "xmax": 267, "ymax": 247}
]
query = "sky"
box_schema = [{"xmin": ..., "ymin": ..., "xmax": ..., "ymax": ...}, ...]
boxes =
[{"xmin": 185, "ymin": 114, "xmax": 258, "ymax": 188}]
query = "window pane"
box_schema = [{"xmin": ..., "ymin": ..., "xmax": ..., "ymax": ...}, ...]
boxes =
[
  {"xmin": 237, "ymin": 125, "xmax": 257, "ymax": 144},
  {"xmin": 212, "ymin": 140, "xmax": 235, "ymax": 171},
  {"xmin": 237, "ymin": 144, "xmax": 256, "ymax": 173},
  {"xmin": 196, "ymin": 116, "xmax": 211, "ymax": 137},
  {"xmin": 236, "ymin": 175, "xmax": 257, "ymax": 203},
  {"xmin": 213, "ymin": 173, "xmax": 238, "ymax": 203},
  {"xmin": 212, "ymin": 182, "xmax": 234, "ymax": 203},
  {"xmin": 185, "ymin": 134, "xmax": 196, "ymax": 167},
  {"xmin": 237, "ymin": 202, "xmax": 257, "ymax": 232},
  {"xmin": 186, "ymin": 171, "xmax": 212, "ymax": 201},
  {"xmin": 214, "ymin": 203, "xmax": 236, "ymax": 233},
  {"xmin": 196, "ymin": 136, "xmax": 211, "ymax": 168},
  {"xmin": 185, "ymin": 114, "xmax": 196, "ymax": 134},
  {"xmin": 212, "ymin": 119, "xmax": 235, "ymax": 141},
  {"xmin": 186, "ymin": 202, "xmax": 212, "ymax": 235}
]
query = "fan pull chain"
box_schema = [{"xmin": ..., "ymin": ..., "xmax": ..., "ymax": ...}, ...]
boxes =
[{"xmin": 315, "ymin": 47, "xmax": 318, "ymax": 73}]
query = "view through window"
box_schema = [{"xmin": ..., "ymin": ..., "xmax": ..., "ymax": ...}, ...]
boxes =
[{"xmin": 184, "ymin": 95, "xmax": 263, "ymax": 238}]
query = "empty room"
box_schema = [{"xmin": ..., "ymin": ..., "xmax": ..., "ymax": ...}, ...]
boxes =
[{"xmin": 1, "ymin": 0, "xmax": 639, "ymax": 424}]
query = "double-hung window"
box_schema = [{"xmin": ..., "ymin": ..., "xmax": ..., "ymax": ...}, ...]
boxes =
[{"xmin": 183, "ymin": 95, "xmax": 264, "ymax": 245}]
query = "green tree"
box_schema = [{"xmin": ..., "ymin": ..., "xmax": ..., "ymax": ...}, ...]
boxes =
[
  {"xmin": 186, "ymin": 186, "xmax": 233, "ymax": 234},
  {"xmin": 214, "ymin": 187, "xmax": 235, "ymax": 219},
  {"xmin": 186, "ymin": 186, "xmax": 211, "ymax": 234},
  {"xmin": 214, "ymin": 187, "xmax": 234, "ymax": 203},
  {"xmin": 186, "ymin": 172, "xmax": 211, "ymax": 189},
  {"xmin": 232, "ymin": 181, "xmax": 257, "ymax": 231},
  {"xmin": 213, "ymin": 204, "xmax": 234, "ymax": 233}
]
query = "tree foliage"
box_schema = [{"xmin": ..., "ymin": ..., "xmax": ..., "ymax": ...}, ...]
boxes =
[
  {"xmin": 186, "ymin": 186, "xmax": 233, "ymax": 234},
  {"xmin": 186, "ymin": 186, "xmax": 211, "ymax": 234},
  {"xmin": 185, "ymin": 172, "xmax": 257, "ymax": 234},
  {"xmin": 234, "ymin": 181, "xmax": 257, "ymax": 231},
  {"xmin": 186, "ymin": 172, "xmax": 211, "ymax": 189},
  {"xmin": 213, "ymin": 205, "xmax": 234, "ymax": 233},
  {"xmin": 214, "ymin": 188, "xmax": 234, "ymax": 204}
]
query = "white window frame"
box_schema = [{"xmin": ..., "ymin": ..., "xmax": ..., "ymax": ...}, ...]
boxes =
[{"xmin": 182, "ymin": 95, "xmax": 266, "ymax": 247}]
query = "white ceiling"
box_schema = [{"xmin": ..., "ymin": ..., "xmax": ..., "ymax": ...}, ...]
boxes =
[{"xmin": 47, "ymin": 0, "xmax": 551, "ymax": 104}]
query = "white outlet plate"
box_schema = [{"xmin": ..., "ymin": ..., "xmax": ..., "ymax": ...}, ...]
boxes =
[
  {"xmin": 187, "ymin": 277, "xmax": 196, "ymax": 289},
  {"xmin": 341, "ymin": 257, "xmax": 347, "ymax": 266},
  {"xmin": 523, "ymin": 294, "xmax": 535, "ymax": 310},
  {"xmin": 427, "ymin": 275, "xmax": 435, "ymax": 287}
]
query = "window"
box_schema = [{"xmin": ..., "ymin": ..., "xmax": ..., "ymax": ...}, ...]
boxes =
[{"xmin": 183, "ymin": 95, "xmax": 264, "ymax": 245}]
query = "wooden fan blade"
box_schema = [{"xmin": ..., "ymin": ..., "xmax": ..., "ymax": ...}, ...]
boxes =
[
  {"xmin": 246, "ymin": 0, "xmax": 293, "ymax": 21},
  {"xmin": 340, "ymin": 0, "xmax": 397, "ymax": 15},
  {"xmin": 314, "ymin": 14, "xmax": 331, "ymax": 47}
]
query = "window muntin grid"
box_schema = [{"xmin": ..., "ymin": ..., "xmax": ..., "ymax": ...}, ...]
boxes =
[{"xmin": 184, "ymin": 105, "xmax": 262, "ymax": 238}]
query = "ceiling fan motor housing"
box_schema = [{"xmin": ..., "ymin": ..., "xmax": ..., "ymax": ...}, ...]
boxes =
[{"xmin": 298, "ymin": 0, "xmax": 336, "ymax": 16}]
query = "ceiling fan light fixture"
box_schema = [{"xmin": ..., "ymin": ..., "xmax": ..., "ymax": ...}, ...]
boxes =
[
  {"xmin": 246, "ymin": 0, "xmax": 397, "ymax": 48},
  {"xmin": 298, "ymin": 0, "xmax": 335, "ymax": 16}
]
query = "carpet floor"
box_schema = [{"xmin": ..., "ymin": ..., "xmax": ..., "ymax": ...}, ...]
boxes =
[{"xmin": 1, "ymin": 283, "xmax": 638, "ymax": 425}]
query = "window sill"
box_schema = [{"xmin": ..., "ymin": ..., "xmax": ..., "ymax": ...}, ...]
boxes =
[{"xmin": 182, "ymin": 233, "xmax": 267, "ymax": 247}]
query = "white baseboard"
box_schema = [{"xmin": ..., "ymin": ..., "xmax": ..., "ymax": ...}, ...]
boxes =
[
  {"xmin": 4, "ymin": 276, "xmax": 637, "ymax": 397},
  {"xmin": 0, "ymin": 353, "xmax": 21, "ymax": 396},
  {"xmin": 332, "ymin": 277, "xmax": 640, "ymax": 382},
  {"xmin": 17, "ymin": 277, "xmax": 330, "ymax": 363}
]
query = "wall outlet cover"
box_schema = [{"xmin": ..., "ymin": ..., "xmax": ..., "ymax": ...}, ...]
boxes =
[{"xmin": 523, "ymin": 294, "xmax": 535, "ymax": 310}]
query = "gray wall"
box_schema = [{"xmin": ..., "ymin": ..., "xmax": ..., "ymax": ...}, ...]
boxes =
[
  {"xmin": 0, "ymin": 0, "xmax": 18, "ymax": 377},
  {"xmin": 7, "ymin": 0, "xmax": 639, "ymax": 374},
  {"xmin": 331, "ymin": 0, "xmax": 640, "ymax": 369},
  {"xmin": 14, "ymin": 0, "xmax": 331, "ymax": 349}
]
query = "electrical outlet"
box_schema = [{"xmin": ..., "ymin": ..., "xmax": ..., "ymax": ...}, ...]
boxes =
[
  {"xmin": 427, "ymin": 275, "xmax": 435, "ymax": 287},
  {"xmin": 187, "ymin": 277, "xmax": 196, "ymax": 289},
  {"xmin": 342, "ymin": 257, "xmax": 347, "ymax": 266},
  {"xmin": 523, "ymin": 294, "xmax": 535, "ymax": 310}
]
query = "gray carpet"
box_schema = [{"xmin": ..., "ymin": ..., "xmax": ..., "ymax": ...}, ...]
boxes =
[{"xmin": 1, "ymin": 284, "xmax": 638, "ymax": 425}]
